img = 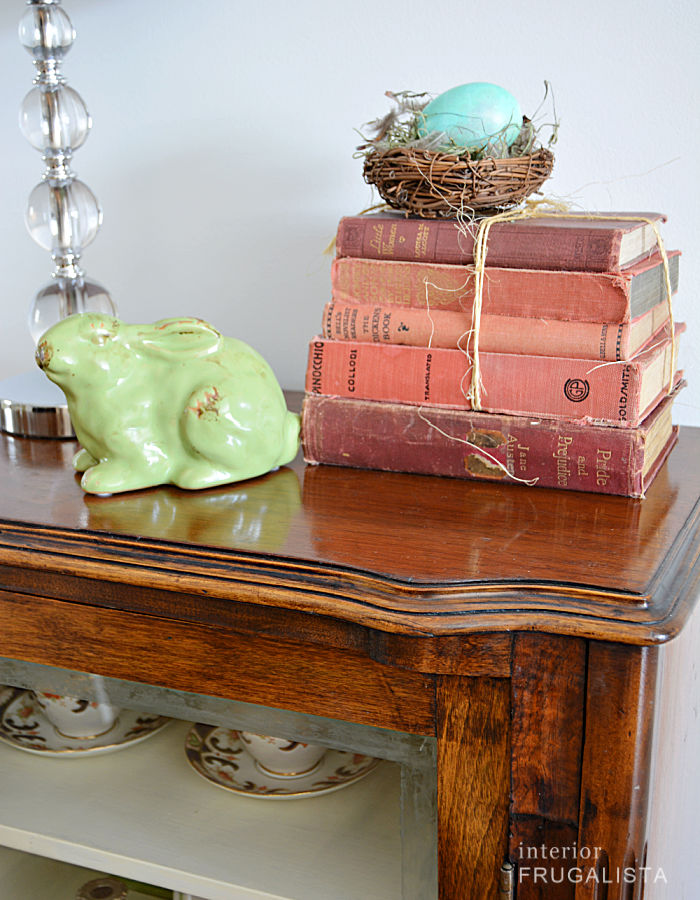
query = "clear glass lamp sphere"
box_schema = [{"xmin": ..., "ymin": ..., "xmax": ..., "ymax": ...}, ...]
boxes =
[
  {"xmin": 18, "ymin": 5, "xmax": 75, "ymax": 61},
  {"xmin": 29, "ymin": 275, "xmax": 116, "ymax": 345},
  {"xmin": 20, "ymin": 84, "xmax": 91, "ymax": 154},
  {"xmin": 25, "ymin": 179, "xmax": 102, "ymax": 255}
]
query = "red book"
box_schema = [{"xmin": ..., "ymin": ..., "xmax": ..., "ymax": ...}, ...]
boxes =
[
  {"xmin": 321, "ymin": 299, "xmax": 671, "ymax": 361},
  {"xmin": 335, "ymin": 212, "xmax": 666, "ymax": 272},
  {"xmin": 305, "ymin": 326, "xmax": 683, "ymax": 427},
  {"xmin": 331, "ymin": 252, "xmax": 680, "ymax": 323},
  {"xmin": 301, "ymin": 391, "xmax": 681, "ymax": 498}
]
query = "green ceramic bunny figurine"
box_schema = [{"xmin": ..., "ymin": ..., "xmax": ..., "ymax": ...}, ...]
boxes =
[{"xmin": 36, "ymin": 314, "xmax": 300, "ymax": 494}]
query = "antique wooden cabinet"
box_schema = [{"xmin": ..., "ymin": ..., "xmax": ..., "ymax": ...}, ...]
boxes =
[{"xmin": 0, "ymin": 413, "xmax": 698, "ymax": 899}]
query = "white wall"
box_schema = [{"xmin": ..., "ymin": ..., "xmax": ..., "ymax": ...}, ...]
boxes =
[{"xmin": 1, "ymin": 0, "xmax": 699, "ymax": 424}]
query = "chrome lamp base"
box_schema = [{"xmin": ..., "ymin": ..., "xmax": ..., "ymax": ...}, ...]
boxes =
[{"xmin": 0, "ymin": 370, "xmax": 74, "ymax": 438}]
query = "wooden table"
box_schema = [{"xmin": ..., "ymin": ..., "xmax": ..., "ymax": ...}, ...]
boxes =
[{"xmin": 0, "ymin": 411, "xmax": 698, "ymax": 899}]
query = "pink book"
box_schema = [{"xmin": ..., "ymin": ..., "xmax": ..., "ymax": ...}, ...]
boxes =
[
  {"xmin": 321, "ymin": 299, "xmax": 671, "ymax": 361},
  {"xmin": 305, "ymin": 325, "xmax": 683, "ymax": 427},
  {"xmin": 302, "ymin": 390, "xmax": 682, "ymax": 498},
  {"xmin": 330, "ymin": 252, "xmax": 680, "ymax": 323},
  {"xmin": 335, "ymin": 212, "xmax": 667, "ymax": 272}
]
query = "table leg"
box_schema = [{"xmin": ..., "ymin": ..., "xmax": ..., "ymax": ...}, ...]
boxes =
[
  {"xmin": 436, "ymin": 675, "xmax": 511, "ymax": 900},
  {"xmin": 576, "ymin": 642, "xmax": 658, "ymax": 900},
  {"xmin": 509, "ymin": 633, "xmax": 588, "ymax": 899}
]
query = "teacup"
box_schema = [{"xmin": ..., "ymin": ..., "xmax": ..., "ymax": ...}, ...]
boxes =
[
  {"xmin": 33, "ymin": 691, "xmax": 120, "ymax": 738},
  {"xmin": 239, "ymin": 731, "xmax": 327, "ymax": 777},
  {"xmin": 76, "ymin": 876, "xmax": 128, "ymax": 900}
]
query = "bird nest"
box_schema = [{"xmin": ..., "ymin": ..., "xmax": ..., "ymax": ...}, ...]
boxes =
[
  {"xmin": 357, "ymin": 86, "xmax": 557, "ymax": 218},
  {"xmin": 363, "ymin": 146, "xmax": 555, "ymax": 218}
]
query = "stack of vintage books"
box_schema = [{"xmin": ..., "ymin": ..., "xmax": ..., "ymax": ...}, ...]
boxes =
[{"xmin": 302, "ymin": 211, "xmax": 684, "ymax": 496}]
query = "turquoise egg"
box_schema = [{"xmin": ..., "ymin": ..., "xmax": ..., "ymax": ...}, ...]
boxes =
[{"xmin": 417, "ymin": 82, "xmax": 522, "ymax": 151}]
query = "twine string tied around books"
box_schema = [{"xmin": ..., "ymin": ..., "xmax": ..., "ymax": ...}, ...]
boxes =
[
  {"xmin": 458, "ymin": 201, "xmax": 677, "ymax": 411},
  {"xmin": 418, "ymin": 202, "xmax": 677, "ymax": 487},
  {"xmin": 344, "ymin": 201, "xmax": 676, "ymax": 488},
  {"xmin": 415, "ymin": 407, "xmax": 540, "ymax": 485}
]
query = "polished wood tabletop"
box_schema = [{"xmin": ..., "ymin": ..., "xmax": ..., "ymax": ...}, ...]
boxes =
[
  {"xmin": 1, "ymin": 404, "xmax": 699, "ymax": 900},
  {"xmin": 0, "ymin": 402, "xmax": 699, "ymax": 645}
]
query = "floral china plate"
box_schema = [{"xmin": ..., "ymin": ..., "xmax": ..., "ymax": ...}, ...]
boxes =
[
  {"xmin": 0, "ymin": 687, "xmax": 171, "ymax": 757},
  {"xmin": 185, "ymin": 723, "xmax": 381, "ymax": 799}
]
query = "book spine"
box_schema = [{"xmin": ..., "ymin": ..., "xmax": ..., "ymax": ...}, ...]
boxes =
[
  {"xmin": 305, "ymin": 338, "xmax": 649, "ymax": 426},
  {"xmin": 331, "ymin": 258, "xmax": 633, "ymax": 322},
  {"xmin": 336, "ymin": 217, "xmax": 623, "ymax": 271},
  {"xmin": 302, "ymin": 395, "xmax": 648, "ymax": 496},
  {"xmin": 322, "ymin": 300, "xmax": 634, "ymax": 360}
]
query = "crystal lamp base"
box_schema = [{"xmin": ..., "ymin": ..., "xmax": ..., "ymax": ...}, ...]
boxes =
[{"xmin": 0, "ymin": 370, "xmax": 74, "ymax": 438}]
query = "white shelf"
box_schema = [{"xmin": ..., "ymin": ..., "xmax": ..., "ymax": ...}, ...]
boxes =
[
  {"xmin": 0, "ymin": 845, "xmax": 159, "ymax": 900},
  {"xmin": 0, "ymin": 720, "xmax": 400, "ymax": 900}
]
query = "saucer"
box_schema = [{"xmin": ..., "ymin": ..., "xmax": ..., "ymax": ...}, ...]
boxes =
[
  {"xmin": 185, "ymin": 724, "xmax": 381, "ymax": 799},
  {"xmin": 0, "ymin": 688, "xmax": 171, "ymax": 757}
]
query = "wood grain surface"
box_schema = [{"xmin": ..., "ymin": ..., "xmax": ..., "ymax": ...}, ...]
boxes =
[
  {"xmin": 510, "ymin": 634, "xmax": 587, "ymax": 899},
  {"xmin": 0, "ymin": 589, "xmax": 436, "ymax": 734},
  {"xmin": 511, "ymin": 634, "xmax": 586, "ymax": 823},
  {"xmin": 576, "ymin": 643, "xmax": 658, "ymax": 900},
  {"xmin": 0, "ymin": 399, "xmax": 697, "ymax": 900},
  {"xmin": 436, "ymin": 675, "xmax": 510, "ymax": 899},
  {"xmin": 0, "ymin": 409, "xmax": 699, "ymax": 644}
]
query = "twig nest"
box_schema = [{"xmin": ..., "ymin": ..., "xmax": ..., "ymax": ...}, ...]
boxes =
[
  {"xmin": 358, "ymin": 84, "xmax": 557, "ymax": 217},
  {"xmin": 363, "ymin": 146, "xmax": 555, "ymax": 218}
]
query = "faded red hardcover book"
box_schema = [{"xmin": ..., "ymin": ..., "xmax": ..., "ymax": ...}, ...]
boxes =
[
  {"xmin": 305, "ymin": 325, "xmax": 683, "ymax": 427},
  {"xmin": 335, "ymin": 212, "xmax": 666, "ymax": 272},
  {"xmin": 330, "ymin": 252, "xmax": 680, "ymax": 323},
  {"xmin": 321, "ymin": 299, "xmax": 671, "ymax": 361},
  {"xmin": 301, "ymin": 390, "xmax": 681, "ymax": 497}
]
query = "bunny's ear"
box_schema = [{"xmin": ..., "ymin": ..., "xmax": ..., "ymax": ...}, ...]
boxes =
[{"xmin": 139, "ymin": 318, "xmax": 222, "ymax": 359}]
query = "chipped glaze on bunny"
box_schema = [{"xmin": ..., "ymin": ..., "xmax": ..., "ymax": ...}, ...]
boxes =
[{"xmin": 36, "ymin": 314, "xmax": 300, "ymax": 494}]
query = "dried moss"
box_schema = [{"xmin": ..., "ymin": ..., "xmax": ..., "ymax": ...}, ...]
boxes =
[{"xmin": 356, "ymin": 81, "xmax": 559, "ymax": 161}]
